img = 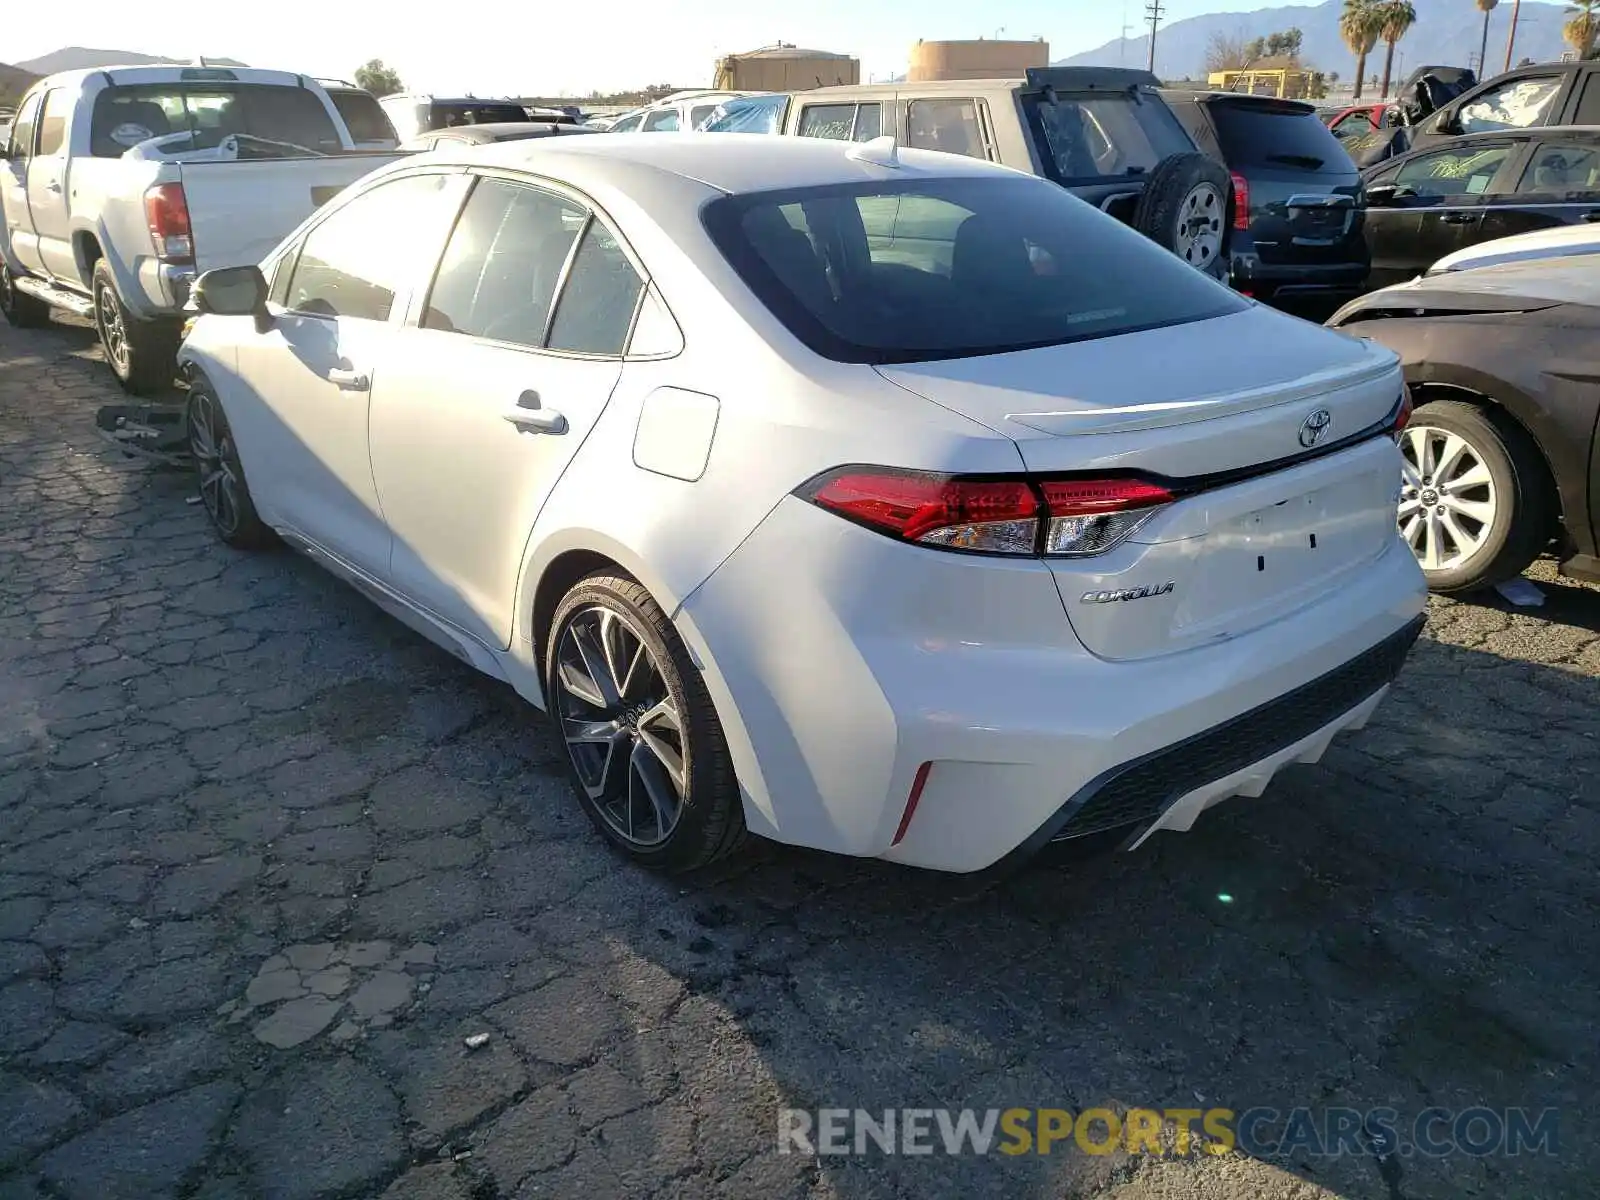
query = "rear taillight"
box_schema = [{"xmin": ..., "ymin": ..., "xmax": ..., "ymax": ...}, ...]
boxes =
[
  {"xmin": 1391, "ymin": 387, "xmax": 1414, "ymax": 440},
  {"xmin": 1229, "ymin": 171, "xmax": 1250, "ymax": 231},
  {"xmin": 144, "ymin": 183, "xmax": 193, "ymax": 264},
  {"xmin": 798, "ymin": 468, "xmax": 1173, "ymax": 558}
]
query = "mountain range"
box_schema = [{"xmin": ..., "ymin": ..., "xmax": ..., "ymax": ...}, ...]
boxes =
[
  {"xmin": 15, "ymin": 47, "xmax": 248, "ymax": 75},
  {"xmin": 1055, "ymin": 0, "xmax": 1581, "ymax": 82}
]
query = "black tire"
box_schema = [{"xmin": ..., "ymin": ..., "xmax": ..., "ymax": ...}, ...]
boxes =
[
  {"xmin": 1131, "ymin": 152, "xmax": 1234, "ymax": 280},
  {"xmin": 545, "ymin": 572, "xmax": 747, "ymax": 873},
  {"xmin": 1399, "ymin": 399, "xmax": 1552, "ymax": 594},
  {"xmin": 0, "ymin": 261, "xmax": 50, "ymax": 328},
  {"xmin": 92, "ymin": 259, "xmax": 180, "ymax": 395},
  {"xmin": 185, "ymin": 373, "xmax": 274, "ymax": 550}
]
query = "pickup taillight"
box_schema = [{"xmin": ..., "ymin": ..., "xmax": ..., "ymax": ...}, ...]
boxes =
[{"xmin": 144, "ymin": 183, "xmax": 194, "ymax": 264}]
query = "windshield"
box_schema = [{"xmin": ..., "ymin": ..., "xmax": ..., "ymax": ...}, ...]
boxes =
[
  {"xmin": 90, "ymin": 83, "xmax": 344, "ymax": 158},
  {"xmin": 703, "ymin": 176, "xmax": 1245, "ymax": 365},
  {"xmin": 429, "ymin": 102, "xmax": 530, "ymax": 129},
  {"xmin": 703, "ymin": 94, "xmax": 789, "ymax": 135},
  {"xmin": 1021, "ymin": 91, "xmax": 1193, "ymax": 183}
]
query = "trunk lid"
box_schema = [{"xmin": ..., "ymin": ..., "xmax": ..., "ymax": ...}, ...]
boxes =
[{"xmin": 876, "ymin": 305, "xmax": 1407, "ymax": 661}]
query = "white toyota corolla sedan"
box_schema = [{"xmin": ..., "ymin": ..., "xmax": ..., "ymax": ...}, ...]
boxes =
[{"xmin": 178, "ymin": 133, "xmax": 1428, "ymax": 874}]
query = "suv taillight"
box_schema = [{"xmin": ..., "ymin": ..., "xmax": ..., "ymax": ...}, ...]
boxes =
[
  {"xmin": 144, "ymin": 183, "xmax": 193, "ymax": 264},
  {"xmin": 798, "ymin": 468, "xmax": 1174, "ymax": 558},
  {"xmin": 1392, "ymin": 387, "xmax": 1414, "ymax": 440},
  {"xmin": 1229, "ymin": 171, "xmax": 1250, "ymax": 231}
]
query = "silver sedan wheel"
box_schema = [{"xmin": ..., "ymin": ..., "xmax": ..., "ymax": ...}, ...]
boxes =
[
  {"xmin": 552, "ymin": 605, "xmax": 686, "ymax": 848},
  {"xmin": 1399, "ymin": 423, "xmax": 1498, "ymax": 572},
  {"xmin": 187, "ymin": 389, "xmax": 243, "ymax": 538},
  {"xmin": 1174, "ymin": 182, "xmax": 1225, "ymax": 271}
]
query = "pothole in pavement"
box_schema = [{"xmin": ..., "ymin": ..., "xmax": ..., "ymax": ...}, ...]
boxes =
[{"xmin": 220, "ymin": 940, "xmax": 437, "ymax": 1048}]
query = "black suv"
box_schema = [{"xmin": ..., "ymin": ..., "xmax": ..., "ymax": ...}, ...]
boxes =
[{"xmin": 1163, "ymin": 91, "xmax": 1370, "ymax": 307}]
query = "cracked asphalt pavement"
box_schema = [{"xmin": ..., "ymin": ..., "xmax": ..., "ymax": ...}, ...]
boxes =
[{"xmin": 2, "ymin": 314, "xmax": 1599, "ymax": 1200}]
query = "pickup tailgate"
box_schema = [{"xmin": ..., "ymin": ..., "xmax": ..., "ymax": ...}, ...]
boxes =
[{"xmin": 178, "ymin": 154, "xmax": 402, "ymax": 272}]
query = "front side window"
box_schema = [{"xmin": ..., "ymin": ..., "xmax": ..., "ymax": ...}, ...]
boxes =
[
  {"xmin": 547, "ymin": 222, "xmax": 645, "ymax": 355},
  {"xmin": 1392, "ymin": 144, "xmax": 1514, "ymax": 197},
  {"xmin": 89, "ymin": 83, "xmax": 343, "ymax": 158},
  {"xmin": 1021, "ymin": 92, "xmax": 1193, "ymax": 182},
  {"xmin": 283, "ymin": 173, "xmax": 452, "ymax": 320},
  {"xmin": 37, "ymin": 90, "xmax": 70, "ymax": 157},
  {"xmin": 703, "ymin": 176, "xmax": 1244, "ymax": 365},
  {"xmin": 6, "ymin": 92, "xmax": 42, "ymax": 159},
  {"xmin": 642, "ymin": 108, "xmax": 681, "ymax": 133},
  {"xmin": 1457, "ymin": 77, "xmax": 1562, "ymax": 135},
  {"xmin": 1517, "ymin": 142, "xmax": 1600, "ymax": 194},
  {"xmin": 905, "ymin": 99, "xmax": 986, "ymax": 159},
  {"xmin": 423, "ymin": 177, "xmax": 587, "ymax": 347},
  {"xmin": 611, "ymin": 113, "xmax": 644, "ymax": 133}
]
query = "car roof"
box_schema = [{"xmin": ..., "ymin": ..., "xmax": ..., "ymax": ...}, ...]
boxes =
[
  {"xmin": 417, "ymin": 130, "xmax": 1020, "ymax": 194},
  {"xmin": 1412, "ymin": 254, "xmax": 1600, "ymax": 306},
  {"xmin": 1160, "ymin": 89, "xmax": 1318, "ymax": 114},
  {"xmin": 801, "ymin": 79, "xmax": 1023, "ymax": 100}
]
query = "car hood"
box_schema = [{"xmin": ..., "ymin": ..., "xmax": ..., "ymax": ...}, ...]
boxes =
[
  {"xmin": 1429, "ymin": 223, "xmax": 1600, "ymax": 274},
  {"xmin": 1330, "ymin": 256, "xmax": 1600, "ymax": 326}
]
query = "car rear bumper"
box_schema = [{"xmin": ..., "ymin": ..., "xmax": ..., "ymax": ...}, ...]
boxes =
[
  {"xmin": 674, "ymin": 496, "xmax": 1428, "ymax": 874},
  {"xmin": 1230, "ymin": 253, "xmax": 1369, "ymax": 299}
]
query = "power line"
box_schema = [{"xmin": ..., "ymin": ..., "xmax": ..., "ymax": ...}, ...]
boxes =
[{"xmin": 1145, "ymin": 0, "xmax": 1165, "ymax": 74}]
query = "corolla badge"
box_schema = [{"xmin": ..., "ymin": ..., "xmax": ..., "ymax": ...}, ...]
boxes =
[
  {"xmin": 1081, "ymin": 582, "xmax": 1176, "ymax": 605},
  {"xmin": 1299, "ymin": 408, "xmax": 1333, "ymax": 448}
]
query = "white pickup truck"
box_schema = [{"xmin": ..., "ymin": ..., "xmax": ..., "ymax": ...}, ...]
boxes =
[{"xmin": 1, "ymin": 64, "xmax": 401, "ymax": 393}]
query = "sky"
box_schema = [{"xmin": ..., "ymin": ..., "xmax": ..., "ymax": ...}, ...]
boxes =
[{"xmin": 8, "ymin": 0, "xmax": 1294, "ymax": 96}]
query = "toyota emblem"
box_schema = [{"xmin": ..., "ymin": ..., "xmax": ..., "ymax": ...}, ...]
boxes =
[{"xmin": 1299, "ymin": 408, "xmax": 1333, "ymax": 448}]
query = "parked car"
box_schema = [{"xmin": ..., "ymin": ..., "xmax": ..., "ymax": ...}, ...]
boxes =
[
  {"xmin": 607, "ymin": 90, "xmax": 760, "ymax": 133},
  {"xmin": 377, "ymin": 94, "xmax": 534, "ymax": 142},
  {"xmin": 1362, "ymin": 127, "xmax": 1600, "ymax": 289},
  {"xmin": 715, "ymin": 69, "xmax": 1237, "ymax": 278},
  {"xmin": 318, "ymin": 80, "xmax": 400, "ymax": 150},
  {"xmin": 176, "ymin": 135, "xmax": 1425, "ymax": 873},
  {"xmin": 1329, "ymin": 257, "xmax": 1600, "ymax": 593},
  {"xmin": 1428, "ymin": 220, "xmax": 1600, "ymax": 274},
  {"xmin": 401, "ymin": 122, "xmax": 599, "ymax": 151},
  {"xmin": 1162, "ymin": 90, "xmax": 1370, "ymax": 305},
  {"xmin": 0, "ymin": 65, "xmax": 404, "ymax": 392},
  {"xmin": 1401, "ymin": 60, "xmax": 1600, "ymax": 158}
]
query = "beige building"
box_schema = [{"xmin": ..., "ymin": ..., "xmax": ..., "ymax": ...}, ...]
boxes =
[
  {"xmin": 907, "ymin": 38, "xmax": 1050, "ymax": 82},
  {"xmin": 713, "ymin": 44, "xmax": 860, "ymax": 92}
]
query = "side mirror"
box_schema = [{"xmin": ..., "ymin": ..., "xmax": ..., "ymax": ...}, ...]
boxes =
[
  {"xmin": 1366, "ymin": 183, "xmax": 1401, "ymax": 207},
  {"xmin": 193, "ymin": 264, "xmax": 272, "ymax": 333}
]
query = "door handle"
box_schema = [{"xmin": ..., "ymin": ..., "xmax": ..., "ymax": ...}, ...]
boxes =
[
  {"xmin": 503, "ymin": 390, "xmax": 567, "ymax": 435},
  {"xmin": 1584, "ymin": 211, "xmax": 1600, "ymax": 224},
  {"xmin": 1438, "ymin": 212, "xmax": 1475, "ymax": 224},
  {"xmin": 45, "ymin": 181, "xmax": 62, "ymax": 194},
  {"xmin": 327, "ymin": 367, "xmax": 370, "ymax": 391}
]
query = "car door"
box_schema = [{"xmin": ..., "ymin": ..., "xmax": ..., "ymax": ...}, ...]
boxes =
[
  {"xmin": 230, "ymin": 170, "xmax": 464, "ymax": 575},
  {"xmin": 2, "ymin": 92, "xmax": 42, "ymax": 273},
  {"xmin": 27, "ymin": 89, "xmax": 76, "ymax": 283},
  {"xmin": 1477, "ymin": 136, "xmax": 1600, "ymax": 245},
  {"xmin": 1365, "ymin": 141, "xmax": 1518, "ymax": 287},
  {"xmin": 367, "ymin": 173, "xmax": 645, "ymax": 650}
]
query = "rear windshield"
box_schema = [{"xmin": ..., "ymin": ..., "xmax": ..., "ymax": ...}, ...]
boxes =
[
  {"xmin": 428, "ymin": 102, "xmax": 530, "ymax": 130},
  {"xmin": 1207, "ymin": 100, "xmax": 1350, "ymax": 173},
  {"xmin": 703, "ymin": 176, "xmax": 1246, "ymax": 365},
  {"xmin": 1021, "ymin": 92, "xmax": 1195, "ymax": 183},
  {"xmin": 328, "ymin": 90, "xmax": 396, "ymax": 143},
  {"xmin": 90, "ymin": 83, "xmax": 343, "ymax": 157}
]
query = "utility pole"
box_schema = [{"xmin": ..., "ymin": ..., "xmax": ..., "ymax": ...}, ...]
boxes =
[
  {"xmin": 1503, "ymin": 0, "xmax": 1523, "ymax": 74},
  {"xmin": 1145, "ymin": 0, "xmax": 1165, "ymax": 74}
]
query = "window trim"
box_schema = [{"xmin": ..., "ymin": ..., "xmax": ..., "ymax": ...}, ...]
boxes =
[{"xmin": 407, "ymin": 166, "xmax": 661, "ymax": 362}]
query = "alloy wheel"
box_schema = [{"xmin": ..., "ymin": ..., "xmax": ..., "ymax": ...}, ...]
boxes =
[
  {"xmin": 0, "ymin": 264, "xmax": 15, "ymax": 316},
  {"xmin": 1399, "ymin": 423, "xmax": 1498, "ymax": 572},
  {"xmin": 552, "ymin": 604, "xmax": 687, "ymax": 848},
  {"xmin": 1174, "ymin": 182, "xmax": 1224, "ymax": 271},
  {"xmin": 95, "ymin": 282, "xmax": 129, "ymax": 374},
  {"xmin": 188, "ymin": 389, "xmax": 243, "ymax": 537}
]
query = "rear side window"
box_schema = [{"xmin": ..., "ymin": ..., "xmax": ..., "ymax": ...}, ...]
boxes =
[
  {"xmin": 547, "ymin": 223, "xmax": 645, "ymax": 355},
  {"xmin": 1517, "ymin": 141, "xmax": 1600, "ymax": 193},
  {"xmin": 703, "ymin": 176, "xmax": 1245, "ymax": 365},
  {"xmin": 1021, "ymin": 93, "xmax": 1193, "ymax": 182},
  {"xmin": 329, "ymin": 90, "xmax": 396, "ymax": 142},
  {"xmin": 89, "ymin": 83, "xmax": 343, "ymax": 157},
  {"xmin": 1576, "ymin": 75, "xmax": 1600, "ymax": 127},
  {"xmin": 905, "ymin": 99, "xmax": 986, "ymax": 159},
  {"xmin": 798, "ymin": 103, "xmax": 882, "ymax": 143},
  {"xmin": 1206, "ymin": 101, "xmax": 1350, "ymax": 173}
]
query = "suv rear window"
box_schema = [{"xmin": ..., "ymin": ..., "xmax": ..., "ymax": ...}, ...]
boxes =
[
  {"xmin": 1206, "ymin": 99, "xmax": 1350, "ymax": 173},
  {"xmin": 427, "ymin": 102, "xmax": 530, "ymax": 130},
  {"xmin": 1021, "ymin": 91, "xmax": 1194, "ymax": 183},
  {"xmin": 703, "ymin": 176, "xmax": 1245, "ymax": 365},
  {"xmin": 328, "ymin": 90, "xmax": 397, "ymax": 143},
  {"xmin": 90, "ymin": 83, "xmax": 343, "ymax": 157}
]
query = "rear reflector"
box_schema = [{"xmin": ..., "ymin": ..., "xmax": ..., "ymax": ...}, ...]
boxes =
[
  {"xmin": 891, "ymin": 762, "xmax": 933, "ymax": 846},
  {"xmin": 1391, "ymin": 387, "xmax": 1414, "ymax": 437}
]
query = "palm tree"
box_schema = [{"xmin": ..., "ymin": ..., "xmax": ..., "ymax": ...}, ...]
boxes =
[
  {"xmin": 1476, "ymin": 0, "xmax": 1499, "ymax": 75},
  {"xmin": 1341, "ymin": 0, "xmax": 1383, "ymax": 100},
  {"xmin": 1566, "ymin": 0, "xmax": 1600, "ymax": 59},
  {"xmin": 1377, "ymin": 0, "xmax": 1418, "ymax": 99}
]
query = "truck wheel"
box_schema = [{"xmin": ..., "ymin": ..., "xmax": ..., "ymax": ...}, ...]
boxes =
[
  {"xmin": 0, "ymin": 262, "xmax": 50, "ymax": 329},
  {"xmin": 92, "ymin": 260, "xmax": 180, "ymax": 396},
  {"xmin": 1132, "ymin": 153, "xmax": 1233, "ymax": 280}
]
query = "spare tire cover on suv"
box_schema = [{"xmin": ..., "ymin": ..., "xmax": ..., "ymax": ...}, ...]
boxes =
[{"xmin": 1131, "ymin": 153, "xmax": 1234, "ymax": 279}]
